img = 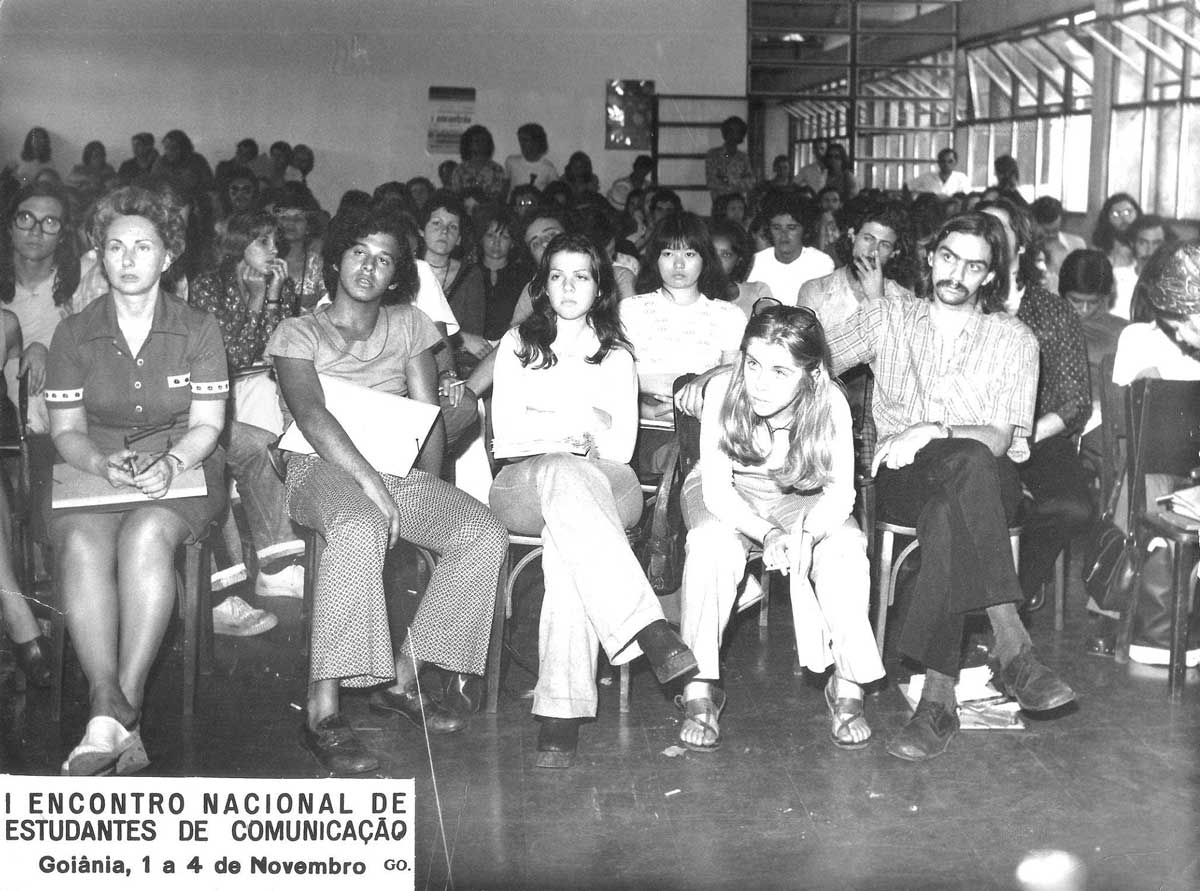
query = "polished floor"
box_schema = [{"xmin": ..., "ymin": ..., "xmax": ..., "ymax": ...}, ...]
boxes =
[{"xmin": 2, "ymin": 547, "xmax": 1198, "ymax": 891}]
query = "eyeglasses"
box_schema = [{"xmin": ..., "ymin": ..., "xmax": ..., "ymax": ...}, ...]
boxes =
[{"xmin": 13, "ymin": 210, "xmax": 62, "ymax": 235}]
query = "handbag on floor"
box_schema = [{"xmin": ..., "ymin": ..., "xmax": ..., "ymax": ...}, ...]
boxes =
[
  {"xmin": 1083, "ymin": 470, "xmax": 1141, "ymax": 613},
  {"xmin": 639, "ymin": 439, "xmax": 685, "ymax": 597}
]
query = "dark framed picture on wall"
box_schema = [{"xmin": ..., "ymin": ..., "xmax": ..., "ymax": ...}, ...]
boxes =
[{"xmin": 606, "ymin": 79, "xmax": 655, "ymax": 150}]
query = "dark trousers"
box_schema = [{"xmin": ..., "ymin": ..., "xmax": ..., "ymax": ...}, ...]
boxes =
[
  {"xmin": 875, "ymin": 438, "xmax": 1024, "ymax": 676},
  {"xmin": 1018, "ymin": 434, "xmax": 1094, "ymax": 599}
]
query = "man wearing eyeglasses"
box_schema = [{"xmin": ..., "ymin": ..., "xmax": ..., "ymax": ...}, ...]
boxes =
[
  {"xmin": 745, "ymin": 192, "xmax": 834, "ymax": 306},
  {"xmin": 826, "ymin": 212, "xmax": 1076, "ymax": 762}
]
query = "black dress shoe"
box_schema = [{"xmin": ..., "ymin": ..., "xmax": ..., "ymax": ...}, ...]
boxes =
[
  {"xmin": 535, "ymin": 717, "xmax": 581, "ymax": 769},
  {"xmin": 14, "ymin": 636, "xmax": 51, "ymax": 688},
  {"xmin": 300, "ymin": 715, "xmax": 379, "ymax": 775},
  {"xmin": 991, "ymin": 649, "xmax": 1076, "ymax": 712},
  {"xmin": 635, "ymin": 620, "xmax": 699, "ymax": 685},
  {"xmin": 369, "ymin": 686, "xmax": 466, "ymax": 734},
  {"xmin": 886, "ymin": 700, "xmax": 959, "ymax": 762},
  {"xmin": 441, "ymin": 672, "xmax": 484, "ymax": 714}
]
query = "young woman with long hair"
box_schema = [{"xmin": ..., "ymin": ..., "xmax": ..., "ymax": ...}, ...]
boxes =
[
  {"xmin": 488, "ymin": 232, "xmax": 698, "ymax": 768},
  {"xmin": 678, "ymin": 305, "xmax": 884, "ymax": 752}
]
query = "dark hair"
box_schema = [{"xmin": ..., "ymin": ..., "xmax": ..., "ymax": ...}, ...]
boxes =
[
  {"xmin": 712, "ymin": 192, "xmax": 748, "ymax": 221},
  {"xmin": 321, "ymin": 205, "xmax": 419, "ymax": 302},
  {"xmin": 437, "ymin": 159, "xmax": 458, "ymax": 185},
  {"xmin": 563, "ymin": 151, "xmax": 595, "ymax": 184},
  {"xmin": 508, "ymin": 183, "xmax": 542, "ymax": 211},
  {"xmin": 823, "ymin": 142, "xmax": 852, "ymax": 173},
  {"xmin": 418, "ymin": 190, "xmax": 466, "ymax": 229},
  {"xmin": 218, "ymin": 210, "xmax": 280, "ymax": 265},
  {"xmin": 1092, "ymin": 192, "xmax": 1142, "ymax": 252},
  {"xmin": 269, "ymin": 141, "xmax": 292, "ymax": 161},
  {"xmin": 21, "ymin": 127, "xmax": 51, "ymax": 164},
  {"xmin": 1, "ymin": 181, "xmax": 80, "ymax": 307},
  {"xmin": 720, "ymin": 116, "xmax": 748, "ymax": 143},
  {"xmin": 459, "ymin": 125, "xmax": 495, "ymax": 162},
  {"xmin": 162, "ymin": 129, "xmax": 194, "ymax": 158},
  {"xmin": 936, "ymin": 147, "xmax": 957, "ymax": 164},
  {"xmin": 82, "ymin": 141, "xmax": 106, "ymax": 167},
  {"xmin": 90, "ymin": 185, "xmax": 188, "ymax": 261},
  {"xmin": 762, "ymin": 191, "xmax": 820, "ymax": 246},
  {"xmin": 542, "ymin": 181, "xmax": 573, "ymax": 208},
  {"xmin": 978, "ymin": 196, "xmax": 1040, "ymax": 290},
  {"xmin": 516, "ymin": 123, "xmax": 548, "ymax": 157},
  {"xmin": 516, "ymin": 232, "xmax": 630, "ymax": 369},
  {"xmin": 335, "ymin": 189, "xmax": 372, "ymax": 217},
  {"xmin": 406, "ymin": 176, "xmax": 435, "ymax": 195},
  {"xmin": 132, "ymin": 132, "xmax": 154, "ymax": 150},
  {"xmin": 216, "ymin": 165, "xmax": 260, "ymax": 216},
  {"xmin": 709, "ymin": 217, "xmax": 756, "ymax": 284},
  {"xmin": 636, "ymin": 212, "xmax": 730, "ymax": 300},
  {"xmin": 1031, "ymin": 196, "xmax": 1063, "ymax": 226},
  {"xmin": 920, "ymin": 211, "xmax": 1010, "ymax": 313},
  {"xmin": 836, "ymin": 199, "xmax": 918, "ymax": 289},
  {"xmin": 236, "ymin": 138, "xmax": 259, "ymax": 159},
  {"xmin": 1058, "ymin": 249, "xmax": 1114, "ymax": 306},
  {"xmin": 648, "ymin": 188, "xmax": 682, "ymax": 217},
  {"xmin": 475, "ymin": 203, "xmax": 518, "ymax": 260},
  {"xmin": 1128, "ymin": 214, "xmax": 1175, "ymax": 246},
  {"xmin": 994, "ymin": 154, "xmax": 1019, "ymax": 180}
]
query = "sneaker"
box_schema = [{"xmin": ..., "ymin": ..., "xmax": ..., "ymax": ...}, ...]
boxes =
[
  {"xmin": 1128, "ymin": 644, "xmax": 1200, "ymax": 668},
  {"xmin": 212, "ymin": 595, "xmax": 278, "ymax": 637},
  {"xmin": 254, "ymin": 564, "xmax": 304, "ymax": 600}
]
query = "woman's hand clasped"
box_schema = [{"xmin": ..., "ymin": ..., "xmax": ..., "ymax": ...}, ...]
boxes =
[
  {"xmin": 132, "ymin": 453, "xmax": 178, "ymax": 500},
  {"xmin": 762, "ymin": 527, "xmax": 812, "ymax": 578}
]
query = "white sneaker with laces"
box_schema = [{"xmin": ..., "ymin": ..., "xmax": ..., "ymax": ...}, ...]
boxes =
[
  {"xmin": 212, "ymin": 595, "xmax": 278, "ymax": 637},
  {"xmin": 255, "ymin": 564, "xmax": 304, "ymax": 599}
]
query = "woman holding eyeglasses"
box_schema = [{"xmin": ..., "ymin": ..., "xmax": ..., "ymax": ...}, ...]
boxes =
[{"xmin": 45, "ymin": 186, "xmax": 228, "ymax": 776}]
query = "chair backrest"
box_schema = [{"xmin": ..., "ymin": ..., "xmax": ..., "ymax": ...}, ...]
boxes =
[{"xmin": 1125, "ymin": 376, "xmax": 1200, "ymax": 515}]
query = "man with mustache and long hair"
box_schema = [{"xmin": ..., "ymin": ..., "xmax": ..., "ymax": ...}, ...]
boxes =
[{"xmin": 824, "ymin": 212, "xmax": 1077, "ymax": 762}]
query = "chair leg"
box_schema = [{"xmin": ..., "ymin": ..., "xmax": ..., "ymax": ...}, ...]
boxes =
[
  {"xmin": 50, "ymin": 590, "xmax": 65, "ymax": 724},
  {"xmin": 758, "ymin": 568, "xmax": 770, "ymax": 636},
  {"xmin": 485, "ymin": 554, "xmax": 509, "ymax": 715},
  {"xmin": 301, "ymin": 530, "xmax": 323, "ymax": 683},
  {"xmin": 619, "ymin": 663, "xmax": 630, "ymax": 714},
  {"xmin": 1168, "ymin": 541, "xmax": 1194, "ymax": 699},
  {"xmin": 181, "ymin": 539, "xmax": 203, "ymax": 718},
  {"xmin": 1054, "ymin": 547, "xmax": 1067, "ymax": 632},
  {"xmin": 874, "ymin": 529, "xmax": 895, "ymax": 656}
]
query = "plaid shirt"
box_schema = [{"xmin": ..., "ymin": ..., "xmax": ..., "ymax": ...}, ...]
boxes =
[{"xmin": 827, "ymin": 296, "xmax": 1038, "ymax": 463}]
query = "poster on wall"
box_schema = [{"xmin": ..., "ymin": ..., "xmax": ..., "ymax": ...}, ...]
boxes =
[
  {"xmin": 605, "ymin": 79, "xmax": 655, "ymax": 150},
  {"xmin": 427, "ymin": 86, "xmax": 476, "ymax": 154}
]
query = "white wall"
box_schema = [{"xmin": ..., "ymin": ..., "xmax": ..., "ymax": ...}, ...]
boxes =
[{"xmin": 0, "ymin": 0, "xmax": 746, "ymax": 212}]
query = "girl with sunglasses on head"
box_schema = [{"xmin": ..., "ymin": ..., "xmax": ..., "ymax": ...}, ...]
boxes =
[
  {"xmin": 488, "ymin": 232, "xmax": 698, "ymax": 768},
  {"xmin": 677, "ymin": 305, "xmax": 884, "ymax": 752}
]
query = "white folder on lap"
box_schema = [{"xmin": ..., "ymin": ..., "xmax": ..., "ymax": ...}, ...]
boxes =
[{"xmin": 278, "ymin": 374, "xmax": 441, "ymax": 477}]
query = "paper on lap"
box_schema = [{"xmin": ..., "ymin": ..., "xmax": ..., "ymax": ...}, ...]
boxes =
[{"xmin": 278, "ymin": 374, "xmax": 440, "ymax": 477}]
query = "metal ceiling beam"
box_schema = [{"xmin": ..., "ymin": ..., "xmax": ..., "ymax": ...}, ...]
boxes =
[
  {"xmin": 1076, "ymin": 24, "xmax": 1146, "ymax": 76},
  {"xmin": 1009, "ymin": 41, "xmax": 1067, "ymax": 98},
  {"xmin": 1111, "ymin": 20, "xmax": 1184, "ymax": 73},
  {"xmin": 987, "ymin": 44, "xmax": 1040, "ymax": 99},
  {"xmin": 1034, "ymin": 34, "xmax": 1093, "ymax": 86},
  {"xmin": 968, "ymin": 51, "xmax": 1015, "ymax": 99},
  {"xmin": 1146, "ymin": 12, "xmax": 1200, "ymax": 56}
]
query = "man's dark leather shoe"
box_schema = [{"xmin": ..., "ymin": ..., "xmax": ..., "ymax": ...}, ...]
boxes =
[
  {"xmin": 441, "ymin": 672, "xmax": 484, "ymax": 714},
  {"xmin": 886, "ymin": 700, "xmax": 959, "ymax": 762},
  {"xmin": 369, "ymin": 686, "xmax": 466, "ymax": 734},
  {"xmin": 535, "ymin": 717, "xmax": 581, "ymax": 769},
  {"xmin": 635, "ymin": 619, "xmax": 699, "ymax": 685},
  {"xmin": 992, "ymin": 649, "xmax": 1076, "ymax": 712},
  {"xmin": 300, "ymin": 715, "xmax": 379, "ymax": 775}
]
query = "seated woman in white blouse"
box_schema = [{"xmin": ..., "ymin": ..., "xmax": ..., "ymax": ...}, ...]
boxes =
[{"xmin": 488, "ymin": 232, "xmax": 698, "ymax": 769}]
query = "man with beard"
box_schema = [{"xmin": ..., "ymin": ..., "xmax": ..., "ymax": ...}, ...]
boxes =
[{"xmin": 825, "ymin": 212, "xmax": 1076, "ymax": 762}]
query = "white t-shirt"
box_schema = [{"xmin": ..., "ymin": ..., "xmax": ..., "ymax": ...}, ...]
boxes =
[
  {"xmin": 503, "ymin": 154, "xmax": 558, "ymax": 191},
  {"xmin": 746, "ymin": 247, "xmax": 835, "ymax": 306},
  {"xmin": 909, "ymin": 169, "xmax": 971, "ymax": 196},
  {"xmin": 1112, "ymin": 322, "xmax": 1200, "ymax": 385},
  {"xmin": 619, "ymin": 290, "xmax": 747, "ymax": 397},
  {"xmin": 1111, "ymin": 265, "xmax": 1138, "ymax": 321}
]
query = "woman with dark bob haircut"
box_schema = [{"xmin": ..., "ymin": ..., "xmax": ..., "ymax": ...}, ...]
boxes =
[
  {"xmin": 489, "ymin": 232, "xmax": 698, "ymax": 768},
  {"xmin": 46, "ymin": 186, "xmax": 229, "ymax": 775},
  {"xmin": 267, "ymin": 204, "xmax": 506, "ymax": 775}
]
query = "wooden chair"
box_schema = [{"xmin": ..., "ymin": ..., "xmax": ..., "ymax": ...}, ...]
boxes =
[
  {"xmin": 1115, "ymin": 376, "xmax": 1200, "ymax": 697},
  {"xmin": 0, "ymin": 376, "xmax": 36, "ymax": 592},
  {"xmin": 871, "ymin": 521, "xmax": 1024, "ymax": 657}
]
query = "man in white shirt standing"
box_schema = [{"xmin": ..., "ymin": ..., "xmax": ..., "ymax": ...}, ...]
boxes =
[
  {"xmin": 746, "ymin": 193, "xmax": 835, "ymax": 305},
  {"xmin": 909, "ymin": 147, "xmax": 971, "ymax": 197}
]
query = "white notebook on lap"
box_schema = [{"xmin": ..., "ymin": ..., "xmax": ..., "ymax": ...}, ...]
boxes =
[{"xmin": 278, "ymin": 375, "xmax": 441, "ymax": 478}]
